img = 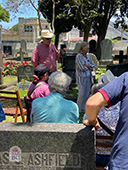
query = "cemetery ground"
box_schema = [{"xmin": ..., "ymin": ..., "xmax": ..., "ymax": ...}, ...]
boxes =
[{"xmin": 1, "ymin": 67, "xmax": 106, "ymax": 123}]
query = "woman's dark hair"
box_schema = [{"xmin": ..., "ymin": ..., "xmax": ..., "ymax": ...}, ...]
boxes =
[{"xmin": 33, "ymin": 64, "xmax": 50, "ymax": 84}]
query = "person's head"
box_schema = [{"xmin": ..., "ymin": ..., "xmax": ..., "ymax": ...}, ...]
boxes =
[
  {"xmin": 77, "ymin": 42, "xmax": 89, "ymax": 55},
  {"xmin": 91, "ymin": 83, "xmax": 105, "ymax": 95},
  {"xmin": 48, "ymin": 71, "xmax": 71, "ymax": 95},
  {"xmin": 41, "ymin": 29, "xmax": 54, "ymax": 46},
  {"xmin": 33, "ymin": 64, "xmax": 50, "ymax": 84}
]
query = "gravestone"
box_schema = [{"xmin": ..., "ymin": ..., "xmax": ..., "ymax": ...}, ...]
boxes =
[
  {"xmin": 0, "ymin": 122, "xmax": 95, "ymax": 170},
  {"xmin": 0, "ymin": 25, "xmax": 3, "ymax": 85},
  {"xmin": 62, "ymin": 52, "xmax": 77, "ymax": 84},
  {"xmin": 114, "ymin": 50, "xmax": 128, "ymax": 63},
  {"xmin": 99, "ymin": 39, "xmax": 113, "ymax": 67},
  {"xmin": 89, "ymin": 40, "xmax": 97, "ymax": 56},
  {"xmin": 17, "ymin": 80, "xmax": 31, "ymax": 90},
  {"xmin": 17, "ymin": 65, "xmax": 34, "ymax": 82},
  {"xmin": 107, "ymin": 62, "xmax": 128, "ymax": 76},
  {"xmin": 20, "ymin": 39, "xmax": 27, "ymax": 52}
]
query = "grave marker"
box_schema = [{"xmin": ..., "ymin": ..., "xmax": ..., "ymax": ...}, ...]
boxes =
[
  {"xmin": 0, "ymin": 122, "xmax": 95, "ymax": 170},
  {"xmin": 62, "ymin": 52, "xmax": 77, "ymax": 84},
  {"xmin": 89, "ymin": 40, "xmax": 97, "ymax": 56},
  {"xmin": 114, "ymin": 50, "xmax": 128, "ymax": 63},
  {"xmin": 17, "ymin": 65, "xmax": 34, "ymax": 82},
  {"xmin": 99, "ymin": 39, "xmax": 113, "ymax": 67}
]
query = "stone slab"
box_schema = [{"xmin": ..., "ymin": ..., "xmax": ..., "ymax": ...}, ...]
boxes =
[
  {"xmin": 0, "ymin": 123, "xmax": 95, "ymax": 170},
  {"xmin": 17, "ymin": 65, "xmax": 34, "ymax": 82},
  {"xmin": 107, "ymin": 63, "xmax": 128, "ymax": 76}
]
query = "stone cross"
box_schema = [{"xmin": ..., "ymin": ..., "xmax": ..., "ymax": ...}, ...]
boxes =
[
  {"xmin": 0, "ymin": 25, "xmax": 3, "ymax": 85},
  {"xmin": 114, "ymin": 50, "xmax": 128, "ymax": 64},
  {"xmin": 20, "ymin": 39, "xmax": 27, "ymax": 52}
]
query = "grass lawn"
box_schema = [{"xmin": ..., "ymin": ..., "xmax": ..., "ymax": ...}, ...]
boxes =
[{"xmin": 3, "ymin": 76, "xmax": 17, "ymax": 84}]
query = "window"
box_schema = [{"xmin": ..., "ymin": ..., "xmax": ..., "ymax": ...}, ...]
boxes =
[{"xmin": 24, "ymin": 25, "xmax": 33, "ymax": 32}]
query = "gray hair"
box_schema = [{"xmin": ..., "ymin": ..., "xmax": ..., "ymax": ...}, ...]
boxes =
[
  {"xmin": 77, "ymin": 42, "xmax": 89, "ymax": 54},
  {"xmin": 48, "ymin": 71, "xmax": 72, "ymax": 94}
]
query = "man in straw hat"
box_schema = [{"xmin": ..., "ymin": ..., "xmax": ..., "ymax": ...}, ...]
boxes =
[
  {"xmin": 31, "ymin": 29, "xmax": 65, "ymax": 73},
  {"xmin": 84, "ymin": 72, "xmax": 128, "ymax": 169}
]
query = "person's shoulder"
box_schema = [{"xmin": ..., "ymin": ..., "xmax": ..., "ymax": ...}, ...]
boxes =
[
  {"xmin": 50, "ymin": 43, "xmax": 56, "ymax": 48},
  {"xmin": 76, "ymin": 53, "xmax": 82, "ymax": 58},
  {"xmin": 32, "ymin": 96, "xmax": 43, "ymax": 103},
  {"xmin": 64, "ymin": 98, "xmax": 78, "ymax": 107}
]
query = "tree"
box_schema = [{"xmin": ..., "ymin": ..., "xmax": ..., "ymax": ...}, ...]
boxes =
[
  {"xmin": 39, "ymin": 0, "xmax": 77, "ymax": 48},
  {"xmin": 9, "ymin": 23, "xmax": 19, "ymax": 31},
  {"xmin": 92, "ymin": 0, "xmax": 122, "ymax": 59},
  {"xmin": 2, "ymin": 0, "xmax": 42, "ymax": 34},
  {"xmin": 0, "ymin": 4, "xmax": 10, "ymax": 23},
  {"xmin": 64, "ymin": 0, "xmax": 100, "ymax": 41},
  {"xmin": 113, "ymin": 1, "xmax": 128, "ymax": 34}
]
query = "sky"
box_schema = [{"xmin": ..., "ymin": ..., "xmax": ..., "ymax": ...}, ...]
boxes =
[
  {"xmin": 0, "ymin": 1, "xmax": 117, "ymax": 30},
  {"xmin": 0, "ymin": 0, "xmax": 41, "ymax": 29}
]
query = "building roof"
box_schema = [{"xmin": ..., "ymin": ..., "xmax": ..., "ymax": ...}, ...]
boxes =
[{"xmin": 106, "ymin": 21, "xmax": 128, "ymax": 40}]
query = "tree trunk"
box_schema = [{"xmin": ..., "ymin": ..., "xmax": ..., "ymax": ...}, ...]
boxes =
[
  {"xmin": 55, "ymin": 33, "xmax": 60, "ymax": 49},
  {"xmin": 83, "ymin": 27, "xmax": 90, "ymax": 42},
  {"xmin": 96, "ymin": 19, "xmax": 110, "ymax": 60},
  {"xmin": 37, "ymin": 10, "xmax": 42, "ymax": 36}
]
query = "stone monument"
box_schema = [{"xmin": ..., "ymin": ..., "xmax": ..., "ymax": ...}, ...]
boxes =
[
  {"xmin": 89, "ymin": 40, "xmax": 97, "ymax": 56},
  {"xmin": 99, "ymin": 39, "xmax": 113, "ymax": 68},
  {"xmin": 17, "ymin": 65, "xmax": 34, "ymax": 82},
  {"xmin": 0, "ymin": 123, "xmax": 95, "ymax": 170}
]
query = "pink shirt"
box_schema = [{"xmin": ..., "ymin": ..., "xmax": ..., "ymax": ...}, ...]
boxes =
[
  {"xmin": 31, "ymin": 42, "xmax": 59, "ymax": 72},
  {"xmin": 27, "ymin": 81, "xmax": 50, "ymax": 100}
]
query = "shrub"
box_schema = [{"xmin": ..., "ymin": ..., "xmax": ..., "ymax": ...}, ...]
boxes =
[{"xmin": 2, "ymin": 61, "xmax": 30, "ymax": 76}]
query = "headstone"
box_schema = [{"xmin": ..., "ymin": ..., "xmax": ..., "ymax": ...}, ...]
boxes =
[
  {"xmin": 17, "ymin": 65, "xmax": 34, "ymax": 82},
  {"xmin": 99, "ymin": 39, "xmax": 113, "ymax": 67},
  {"xmin": 0, "ymin": 122, "xmax": 95, "ymax": 170},
  {"xmin": 114, "ymin": 50, "xmax": 128, "ymax": 63},
  {"xmin": 62, "ymin": 52, "xmax": 77, "ymax": 84},
  {"xmin": 20, "ymin": 39, "xmax": 27, "ymax": 52},
  {"xmin": 17, "ymin": 80, "xmax": 31, "ymax": 90},
  {"xmin": 0, "ymin": 25, "xmax": 3, "ymax": 85},
  {"xmin": 89, "ymin": 40, "xmax": 97, "ymax": 56}
]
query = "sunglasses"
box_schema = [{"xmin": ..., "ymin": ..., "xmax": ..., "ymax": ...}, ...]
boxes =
[{"xmin": 45, "ymin": 38, "xmax": 51, "ymax": 40}]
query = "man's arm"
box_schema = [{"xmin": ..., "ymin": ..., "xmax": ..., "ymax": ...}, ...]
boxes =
[
  {"xmin": 84, "ymin": 92, "xmax": 107, "ymax": 128},
  {"xmin": 31, "ymin": 47, "xmax": 39, "ymax": 67}
]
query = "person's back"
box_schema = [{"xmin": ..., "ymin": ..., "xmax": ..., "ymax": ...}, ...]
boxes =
[
  {"xmin": 31, "ymin": 92, "xmax": 79, "ymax": 123},
  {"xmin": 31, "ymin": 71, "xmax": 79, "ymax": 124}
]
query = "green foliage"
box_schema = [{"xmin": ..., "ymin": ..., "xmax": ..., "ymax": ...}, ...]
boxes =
[
  {"xmin": 0, "ymin": 4, "xmax": 10, "ymax": 22},
  {"xmin": 9, "ymin": 23, "xmax": 19, "ymax": 31},
  {"xmin": 110, "ymin": 36, "xmax": 118, "ymax": 43}
]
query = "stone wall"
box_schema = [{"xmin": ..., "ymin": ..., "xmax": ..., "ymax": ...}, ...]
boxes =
[{"xmin": 0, "ymin": 122, "xmax": 95, "ymax": 170}]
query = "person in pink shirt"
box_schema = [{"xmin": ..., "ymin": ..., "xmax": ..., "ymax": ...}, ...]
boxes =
[
  {"xmin": 27, "ymin": 64, "xmax": 50, "ymax": 100},
  {"xmin": 31, "ymin": 29, "xmax": 65, "ymax": 73}
]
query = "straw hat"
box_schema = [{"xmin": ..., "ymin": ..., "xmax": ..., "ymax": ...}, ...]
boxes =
[
  {"xmin": 98, "ymin": 69, "xmax": 115, "ymax": 84},
  {"xmin": 41, "ymin": 30, "xmax": 54, "ymax": 38}
]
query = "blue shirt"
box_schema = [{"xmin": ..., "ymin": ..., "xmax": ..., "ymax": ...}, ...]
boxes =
[
  {"xmin": 31, "ymin": 92, "xmax": 79, "ymax": 123},
  {"xmin": 0, "ymin": 103, "xmax": 6, "ymax": 122},
  {"xmin": 99, "ymin": 72, "xmax": 128, "ymax": 169}
]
